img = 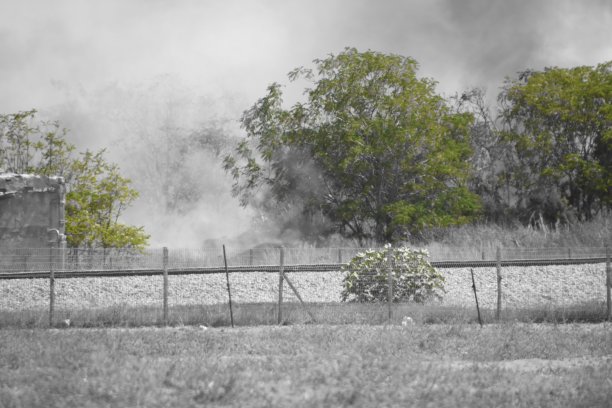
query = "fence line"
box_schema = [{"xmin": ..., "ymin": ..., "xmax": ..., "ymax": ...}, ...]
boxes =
[
  {"xmin": 1, "ymin": 245, "xmax": 610, "ymax": 326},
  {"xmin": 0, "ymin": 257, "xmax": 608, "ymax": 279},
  {"xmin": 1, "ymin": 245, "xmax": 610, "ymax": 273}
]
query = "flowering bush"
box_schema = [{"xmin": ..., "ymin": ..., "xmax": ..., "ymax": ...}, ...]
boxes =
[{"xmin": 341, "ymin": 245, "xmax": 445, "ymax": 303}]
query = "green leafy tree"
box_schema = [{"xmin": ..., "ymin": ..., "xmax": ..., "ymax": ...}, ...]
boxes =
[
  {"xmin": 499, "ymin": 62, "xmax": 612, "ymax": 223},
  {"xmin": 66, "ymin": 150, "xmax": 149, "ymax": 249},
  {"xmin": 0, "ymin": 110, "xmax": 148, "ymax": 249},
  {"xmin": 225, "ymin": 48, "xmax": 480, "ymax": 243}
]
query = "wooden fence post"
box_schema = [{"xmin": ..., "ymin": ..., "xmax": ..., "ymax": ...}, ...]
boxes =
[
  {"xmin": 387, "ymin": 245, "xmax": 393, "ymax": 322},
  {"xmin": 249, "ymin": 249, "xmax": 254, "ymax": 266},
  {"xmin": 471, "ymin": 268, "xmax": 483, "ymax": 326},
  {"xmin": 606, "ymin": 245, "xmax": 611, "ymax": 322},
  {"xmin": 49, "ymin": 245, "xmax": 55, "ymax": 327},
  {"xmin": 338, "ymin": 248, "xmax": 343, "ymax": 264},
  {"xmin": 223, "ymin": 245, "xmax": 234, "ymax": 328},
  {"xmin": 496, "ymin": 247, "xmax": 502, "ymax": 320},
  {"xmin": 163, "ymin": 247, "xmax": 169, "ymax": 326},
  {"xmin": 278, "ymin": 247, "xmax": 285, "ymax": 325}
]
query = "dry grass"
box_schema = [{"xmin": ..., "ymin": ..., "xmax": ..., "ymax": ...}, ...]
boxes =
[
  {"xmin": 0, "ymin": 300, "xmax": 608, "ymax": 329},
  {"xmin": 420, "ymin": 214, "xmax": 612, "ymax": 250},
  {"xmin": 1, "ymin": 323, "xmax": 611, "ymax": 407},
  {"xmin": 303, "ymin": 214, "xmax": 612, "ymax": 252}
]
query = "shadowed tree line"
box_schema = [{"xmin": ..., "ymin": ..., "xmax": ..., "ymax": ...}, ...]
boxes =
[{"xmin": 463, "ymin": 63, "xmax": 611, "ymax": 226}]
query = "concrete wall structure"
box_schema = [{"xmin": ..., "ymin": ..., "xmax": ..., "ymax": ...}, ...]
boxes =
[{"xmin": 0, "ymin": 173, "xmax": 65, "ymax": 248}]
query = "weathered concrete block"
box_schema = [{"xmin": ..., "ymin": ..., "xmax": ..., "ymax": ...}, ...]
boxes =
[{"xmin": 0, "ymin": 173, "xmax": 65, "ymax": 248}]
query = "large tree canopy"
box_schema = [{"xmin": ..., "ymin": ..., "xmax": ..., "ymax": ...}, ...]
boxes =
[
  {"xmin": 499, "ymin": 62, "xmax": 612, "ymax": 223},
  {"xmin": 225, "ymin": 49, "xmax": 480, "ymax": 243}
]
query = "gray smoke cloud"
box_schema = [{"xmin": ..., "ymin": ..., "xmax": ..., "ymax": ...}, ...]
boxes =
[{"xmin": 0, "ymin": 0, "xmax": 610, "ymax": 246}]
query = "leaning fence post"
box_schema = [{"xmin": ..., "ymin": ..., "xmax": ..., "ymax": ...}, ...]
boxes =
[
  {"xmin": 223, "ymin": 245, "xmax": 234, "ymax": 328},
  {"xmin": 606, "ymin": 245, "xmax": 611, "ymax": 322},
  {"xmin": 387, "ymin": 245, "xmax": 394, "ymax": 322},
  {"xmin": 49, "ymin": 245, "xmax": 55, "ymax": 327},
  {"xmin": 163, "ymin": 247, "xmax": 169, "ymax": 326},
  {"xmin": 282, "ymin": 273, "xmax": 317, "ymax": 323},
  {"xmin": 471, "ymin": 268, "xmax": 483, "ymax": 326},
  {"xmin": 278, "ymin": 246, "xmax": 285, "ymax": 325},
  {"xmin": 496, "ymin": 247, "xmax": 502, "ymax": 320}
]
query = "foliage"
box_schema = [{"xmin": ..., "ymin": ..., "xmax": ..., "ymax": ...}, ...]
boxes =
[
  {"xmin": 225, "ymin": 48, "xmax": 481, "ymax": 244},
  {"xmin": 0, "ymin": 109, "xmax": 75, "ymax": 175},
  {"xmin": 341, "ymin": 245, "xmax": 445, "ymax": 303},
  {"xmin": 0, "ymin": 110, "xmax": 148, "ymax": 249},
  {"xmin": 499, "ymin": 62, "xmax": 612, "ymax": 223},
  {"xmin": 66, "ymin": 150, "xmax": 149, "ymax": 249}
]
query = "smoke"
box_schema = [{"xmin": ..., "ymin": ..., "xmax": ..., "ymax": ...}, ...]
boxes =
[
  {"xmin": 0, "ymin": 0, "xmax": 610, "ymax": 246},
  {"xmin": 46, "ymin": 75, "xmax": 255, "ymax": 248},
  {"xmin": 329, "ymin": 0, "xmax": 612, "ymax": 101},
  {"xmin": 437, "ymin": 0, "xmax": 612, "ymax": 97}
]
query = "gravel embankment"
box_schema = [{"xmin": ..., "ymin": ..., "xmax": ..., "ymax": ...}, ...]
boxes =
[{"xmin": 0, "ymin": 264, "xmax": 607, "ymax": 311}]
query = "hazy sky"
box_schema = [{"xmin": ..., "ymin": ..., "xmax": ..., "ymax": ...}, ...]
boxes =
[
  {"xmin": 1, "ymin": 0, "xmax": 610, "ymax": 246},
  {"xmin": 2, "ymin": 0, "xmax": 610, "ymax": 113}
]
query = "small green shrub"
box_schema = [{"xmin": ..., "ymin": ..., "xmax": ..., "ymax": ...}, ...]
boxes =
[{"xmin": 341, "ymin": 245, "xmax": 445, "ymax": 303}]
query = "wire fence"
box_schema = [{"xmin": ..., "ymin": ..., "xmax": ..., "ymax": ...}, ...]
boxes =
[
  {"xmin": 0, "ymin": 246, "xmax": 610, "ymax": 327},
  {"xmin": 1, "ymin": 245, "xmax": 608, "ymax": 274}
]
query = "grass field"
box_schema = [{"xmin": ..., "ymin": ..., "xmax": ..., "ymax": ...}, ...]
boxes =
[{"xmin": 1, "ymin": 323, "xmax": 611, "ymax": 408}]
